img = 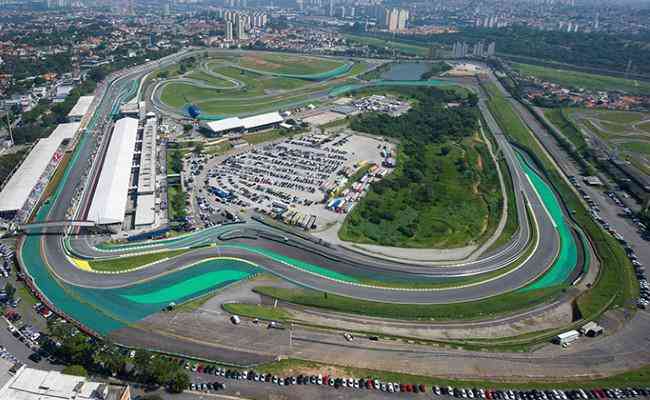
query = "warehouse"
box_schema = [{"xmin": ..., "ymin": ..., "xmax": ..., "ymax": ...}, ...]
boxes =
[
  {"xmin": 87, "ymin": 117, "xmax": 138, "ymax": 229},
  {"xmin": 0, "ymin": 123, "xmax": 79, "ymax": 219},
  {"xmin": 204, "ymin": 112, "xmax": 284, "ymax": 136},
  {"xmin": 67, "ymin": 96, "xmax": 94, "ymax": 122}
]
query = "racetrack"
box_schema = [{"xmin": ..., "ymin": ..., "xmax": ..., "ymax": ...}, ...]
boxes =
[{"xmin": 15, "ymin": 51, "xmax": 586, "ymax": 346}]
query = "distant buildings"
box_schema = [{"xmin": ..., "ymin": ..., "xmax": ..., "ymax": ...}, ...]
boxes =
[
  {"xmin": 452, "ymin": 41, "xmax": 496, "ymax": 58},
  {"xmin": 383, "ymin": 8, "xmax": 409, "ymax": 32}
]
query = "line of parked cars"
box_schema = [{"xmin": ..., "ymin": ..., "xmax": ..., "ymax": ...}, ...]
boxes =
[
  {"xmin": 580, "ymin": 187, "xmax": 648, "ymax": 309},
  {"xmin": 188, "ymin": 364, "xmax": 650, "ymax": 398}
]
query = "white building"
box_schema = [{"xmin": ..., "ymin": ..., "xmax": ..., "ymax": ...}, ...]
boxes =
[
  {"xmin": 0, "ymin": 364, "xmax": 131, "ymax": 400},
  {"xmin": 67, "ymin": 95, "xmax": 94, "ymax": 122},
  {"xmin": 0, "ymin": 123, "xmax": 79, "ymax": 219},
  {"xmin": 87, "ymin": 117, "xmax": 138, "ymax": 228},
  {"xmin": 204, "ymin": 111, "xmax": 283, "ymax": 136}
]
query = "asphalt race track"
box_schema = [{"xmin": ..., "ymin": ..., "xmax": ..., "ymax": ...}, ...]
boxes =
[{"xmin": 18, "ymin": 50, "xmax": 583, "ymax": 338}]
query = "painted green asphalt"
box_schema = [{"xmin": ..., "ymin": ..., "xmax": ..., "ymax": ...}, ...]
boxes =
[
  {"xmin": 121, "ymin": 269, "xmax": 253, "ymax": 304},
  {"xmin": 515, "ymin": 153, "xmax": 578, "ymax": 291}
]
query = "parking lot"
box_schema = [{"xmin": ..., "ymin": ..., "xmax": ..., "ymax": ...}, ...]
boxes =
[{"xmin": 191, "ymin": 130, "xmax": 394, "ymax": 231}]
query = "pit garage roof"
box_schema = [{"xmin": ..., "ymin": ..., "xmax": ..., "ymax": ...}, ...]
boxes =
[
  {"xmin": 134, "ymin": 193, "xmax": 155, "ymax": 227},
  {"xmin": 137, "ymin": 118, "xmax": 157, "ymax": 194},
  {"xmin": 87, "ymin": 117, "xmax": 138, "ymax": 225},
  {"xmin": 241, "ymin": 112, "xmax": 283, "ymax": 129},
  {"xmin": 67, "ymin": 96, "xmax": 94, "ymax": 118},
  {"xmin": 0, "ymin": 122, "xmax": 80, "ymax": 214},
  {"xmin": 206, "ymin": 117, "xmax": 243, "ymax": 134}
]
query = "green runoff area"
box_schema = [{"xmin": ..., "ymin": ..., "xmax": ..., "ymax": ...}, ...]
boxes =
[
  {"xmin": 483, "ymin": 81, "xmax": 638, "ymax": 319},
  {"xmin": 87, "ymin": 248, "xmax": 193, "ymax": 272},
  {"xmin": 511, "ymin": 62, "xmax": 650, "ymax": 95},
  {"xmin": 253, "ymin": 285, "xmax": 565, "ymax": 322}
]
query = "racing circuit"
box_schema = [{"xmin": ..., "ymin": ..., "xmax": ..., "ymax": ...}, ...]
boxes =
[{"xmin": 14, "ymin": 49, "xmax": 649, "ymax": 382}]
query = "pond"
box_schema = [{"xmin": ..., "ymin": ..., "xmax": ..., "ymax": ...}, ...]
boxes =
[{"xmin": 381, "ymin": 62, "xmax": 430, "ymax": 81}]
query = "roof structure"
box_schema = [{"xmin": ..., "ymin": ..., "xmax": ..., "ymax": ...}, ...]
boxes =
[
  {"xmin": 205, "ymin": 112, "xmax": 284, "ymax": 134},
  {"xmin": 67, "ymin": 96, "xmax": 94, "ymax": 119},
  {"xmin": 135, "ymin": 193, "xmax": 155, "ymax": 227},
  {"xmin": 205, "ymin": 117, "xmax": 243, "ymax": 134},
  {"xmin": 241, "ymin": 112, "xmax": 283, "ymax": 129},
  {"xmin": 87, "ymin": 117, "xmax": 138, "ymax": 225},
  {"xmin": 0, "ymin": 365, "xmax": 115, "ymax": 400},
  {"xmin": 137, "ymin": 118, "xmax": 157, "ymax": 195},
  {"xmin": 0, "ymin": 122, "xmax": 80, "ymax": 214}
]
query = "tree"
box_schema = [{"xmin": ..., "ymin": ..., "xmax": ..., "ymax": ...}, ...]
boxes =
[
  {"xmin": 62, "ymin": 365, "xmax": 88, "ymax": 377},
  {"xmin": 167, "ymin": 370, "xmax": 190, "ymax": 393},
  {"xmin": 4, "ymin": 283, "xmax": 15, "ymax": 300},
  {"xmin": 192, "ymin": 142, "xmax": 204, "ymax": 155}
]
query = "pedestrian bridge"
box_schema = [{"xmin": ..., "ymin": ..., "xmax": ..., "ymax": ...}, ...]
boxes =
[{"xmin": 17, "ymin": 220, "xmax": 108, "ymax": 235}]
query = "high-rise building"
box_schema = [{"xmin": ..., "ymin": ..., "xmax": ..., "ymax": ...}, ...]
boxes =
[
  {"xmin": 235, "ymin": 15, "xmax": 246, "ymax": 40},
  {"xmin": 225, "ymin": 20, "xmax": 233, "ymax": 41},
  {"xmin": 397, "ymin": 8, "xmax": 409, "ymax": 30},
  {"xmin": 384, "ymin": 8, "xmax": 408, "ymax": 32},
  {"xmin": 328, "ymin": 0, "xmax": 334, "ymax": 17},
  {"xmin": 487, "ymin": 41, "xmax": 496, "ymax": 57}
]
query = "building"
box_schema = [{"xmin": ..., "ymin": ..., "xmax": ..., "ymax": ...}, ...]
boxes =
[
  {"xmin": 67, "ymin": 96, "xmax": 94, "ymax": 122},
  {"xmin": 225, "ymin": 21, "xmax": 234, "ymax": 42},
  {"xmin": 134, "ymin": 117, "xmax": 158, "ymax": 228},
  {"xmin": 0, "ymin": 364, "xmax": 130, "ymax": 400},
  {"xmin": 204, "ymin": 111, "xmax": 283, "ymax": 136},
  {"xmin": 397, "ymin": 8, "xmax": 409, "ymax": 31},
  {"xmin": 384, "ymin": 8, "xmax": 408, "ymax": 32},
  {"xmin": 87, "ymin": 117, "xmax": 138, "ymax": 229},
  {"xmin": 235, "ymin": 15, "xmax": 246, "ymax": 40},
  {"xmin": 0, "ymin": 123, "xmax": 79, "ymax": 220}
]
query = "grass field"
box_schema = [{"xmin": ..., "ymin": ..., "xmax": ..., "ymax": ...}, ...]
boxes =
[
  {"xmin": 621, "ymin": 141, "xmax": 650, "ymax": 156},
  {"xmin": 344, "ymin": 34, "xmax": 430, "ymax": 57},
  {"xmin": 593, "ymin": 110, "xmax": 648, "ymax": 124},
  {"xmin": 185, "ymin": 71, "xmax": 237, "ymax": 88},
  {"xmin": 89, "ymin": 249, "xmax": 191, "ymax": 272},
  {"xmin": 156, "ymin": 54, "xmax": 368, "ymax": 116},
  {"xmin": 483, "ymin": 82, "xmax": 638, "ymax": 319},
  {"xmin": 254, "ymin": 285, "xmax": 565, "ymax": 321},
  {"xmin": 339, "ymin": 137, "xmax": 502, "ymax": 248},
  {"xmin": 511, "ymin": 63, "xmax": 650, "ymax": 95},
  {"xmin": 543, "ymin": 108, "xmax": 588, "ymax": 152},
  {"xmin": 237, "ymin": 53, "xmax": 346, "ymax": 75},
  {"xmin": 222, "ymin": 303, "xmax": 291, "ymax": 321}
]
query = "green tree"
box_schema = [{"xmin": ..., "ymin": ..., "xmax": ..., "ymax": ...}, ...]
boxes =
[
  {"xmin": 192, "ymin": 142, "xmax": 204, "ymax": 155},
  {"xmin": 4, "ymin": 282, "xmax": 15, "ymax": 300},
  {"xmin": 167, "ymin": 370, "xmax": 190, "ymax": 393},
  {"xmin": 62, "ymin": 365, "xmax": 88, "ymax": 377}
]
